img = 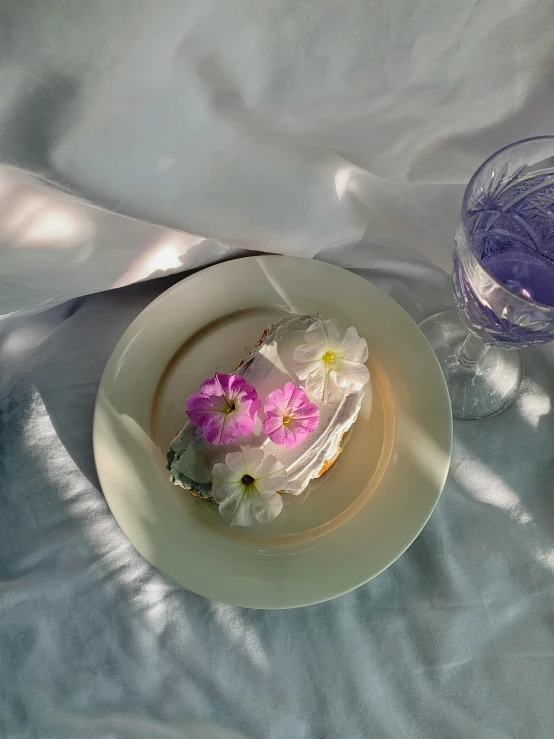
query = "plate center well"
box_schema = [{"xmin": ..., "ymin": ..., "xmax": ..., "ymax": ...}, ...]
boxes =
[{"xmin": 151, "ymin": 308, "xmax": 395, "ymax": 544}]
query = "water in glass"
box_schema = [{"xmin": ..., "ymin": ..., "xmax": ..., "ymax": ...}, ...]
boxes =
[{"xmin": 455, "ymin": 168, "xmax": 554, "ymax": 346}]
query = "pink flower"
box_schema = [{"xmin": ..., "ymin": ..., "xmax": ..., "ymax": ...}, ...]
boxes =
[
  {"xmin": 186, "ymin": 373, "xmax": 261, "ymax": 445},
  {"xmin": 262, "ymin": 382, "xmax": 320, "ymax": 448}
]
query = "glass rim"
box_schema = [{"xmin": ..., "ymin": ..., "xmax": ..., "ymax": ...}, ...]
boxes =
[{"xmin": 460, "ymin": 135, "xmax": 554, "ymax": 313}]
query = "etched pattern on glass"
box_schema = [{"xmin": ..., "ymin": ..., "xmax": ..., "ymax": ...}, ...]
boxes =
[{"xmin": 454, "ymin": 162, "xmax": 554, "ymax": 347}]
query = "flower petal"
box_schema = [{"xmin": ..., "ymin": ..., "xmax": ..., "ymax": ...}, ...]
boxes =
[
  {"xmin": 201, "ymin": 413, "xmax": 226, "ymax": 444},
  {"xmin": 321, "ymin": 318, "xmax": 347, "ymax": 348},
  {"xmin": 191, "ymin": 374, "xmax": 260, "ymax": 441},
  {"xmin": 211, "ymin": 450, "xmax": 287, "ymax": 526},
  {"xmin": 262, "ymin": 413, "xmax": 284, "ymax": 436},
  {"xmin": 250, "ymin": 488, "xmax": 283, "ymax": 524},
  {"xmin": 233, "ymin": 410, "xmax": 256, "ymax": 437},
  {"xmin": 293, "ymin": 411, "xmax": 320, "ymax": 433},
  {"xmin": 331, "ymin": 360, "xmax": 369, "ymax": 395},
  {"xmin": 302, "ymin": 363, "xmax": 328, "ymax": 401},
  {"xmin": 223, "ymin": 452, "xmax": 248, "ymax": 476},
  {"xmin": 340, "ymin": 359, "xmax": 370, "ymax": 385},
  {"xmin": 298, "ymin": 399, "xmax": 320, "ymax": 418},
  {"xmin": 284, "ymin": 383, "xmax": 306, "ymax": 412},
  {"xmin": 246, "ymin": 395, "xmax": 262, "ymax": 418},
  {"xmin": 227, "ymin": 374, "xmax": 260, "ymax": 407},
  {"xmin": 284, "ymin": 426, "xmax": 300, "ymax": 448},
  {"xmin": 226, "ymin": 374, "xmax": 248, "ymax": 397},
  {"xmin": 205, "ymin": 413, "xmax": 237, "ymax": 445},
  {"xmin": 342, "ymin": 336, "xmax": 369, "ymax": 364},
  {"xmin": 200, "ymin": 373, "xmax": 226, "ymax": 397},
  {"xmin": 293, "ymin": 358, "xmax": 322, "ymax": 382},
  {"xmin": 335, "ymin": 326, "xmax": 363, "ymax": 354},
  {"xmin": 185, "ymin": 393, "xmax": 223, "ymax": 427},
  {"xmin": 242, "ymin": 447, "xmax": 266, "ymax": 475},
  {"xmin": 291, "ymin": 399, "xmax": 319, "ymax": 420},
  {"xmin": 255, "ymin": 455, "xmax": 288, "ymax": 490},
  {"xmin": 263, "ymin": 387, "xmax": 287, "ymax": 416},
  {"xmin": 303, "ymin": 319, "xmax": 328, "ymax": 347},
  {"xmin": 266, "ymin": 423, "xmax": 288, "ymax": 445},
  {"xmin": 284, "ymin": 423, "xmax": 310, "ymax": 448},
  {"xmin": 293, "ymin": 343, "xmax": 323, "ymax": 363},
  {"xmin": 212, "ymin": 461, "xmax": 241, "ymax": 485},
  {"xmin": 267, "ymin": 404, "xmax": 318, "ymax": 446},
  {"xmin": 220, "ymin": 490, "xmax": 254, "ymax": 527},
  {"xmin": 211, "ymin": 475, "xmax": 243, "ymax": 504},
  {"xmin": 281, "ymin": 382, "xmax": 298, "ymax": 407},
  {"xmin": 263, "ymin": 397, "xmax": 280, "ymax": 417}
]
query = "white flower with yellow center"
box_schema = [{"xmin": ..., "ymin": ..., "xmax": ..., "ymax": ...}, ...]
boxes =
[
  {"xmin": 211, "ymin": 448, "xmax": 287, "ymax": 527},
  {"xmin": 293, "ymin": 318, "xmax": 369, "ymax": 402}
]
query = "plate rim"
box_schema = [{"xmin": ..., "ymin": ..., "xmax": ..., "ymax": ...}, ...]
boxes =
[{"xmin": 93, "ymin": 255, "xmax": 453, "ymax": 608}]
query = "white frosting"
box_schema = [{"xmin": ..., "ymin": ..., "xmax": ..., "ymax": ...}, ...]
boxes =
[{"xmin": 168, "ymin": 315, "xmax": 365, "ymax": 496}]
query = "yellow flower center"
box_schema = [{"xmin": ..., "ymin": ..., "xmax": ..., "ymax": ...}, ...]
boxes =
[
  {"xmin": 322, "ymin": 350, "xmax": 336, "ymax": 364},
  {"xmin": 282, "ymin": 415, "xmax": 292, "ymax": 426},
  {"xmin": 224, "ymin": 400, "xmax": 236, "ymax": 414}
]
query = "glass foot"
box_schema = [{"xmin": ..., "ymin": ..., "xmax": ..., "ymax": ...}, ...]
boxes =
[{"xmin": 419, "ymin": 310, "xmax": 523, "ymax": 421}]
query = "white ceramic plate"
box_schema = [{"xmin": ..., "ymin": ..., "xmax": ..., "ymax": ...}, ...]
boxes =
[{"xmin": 93, "ymin": 256, "xmax": 452, "ymax": 608}]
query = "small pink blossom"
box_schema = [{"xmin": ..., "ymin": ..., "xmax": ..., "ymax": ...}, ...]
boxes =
[
  {"xmin": 262, "ymin": 382, "xmax": 320, "ymax": 448},
  {"xmin": 186, "ymin": 373, "xmax": 261, "ymax": 445}
]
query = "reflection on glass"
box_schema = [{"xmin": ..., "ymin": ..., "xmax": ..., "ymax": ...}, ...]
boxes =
[{"xmin": 420, "ymin": 137, "xmax": 554, "ymax": 420}]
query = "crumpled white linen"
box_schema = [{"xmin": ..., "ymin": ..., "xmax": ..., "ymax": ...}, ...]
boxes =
[
  {"xmin": 1, "ymin": 247, "xmax": 554, "ymax": 739},
  {"xmin": 1, "ymin": 1, "xmax": 554, "ymax": 737},
  {"xmin": 2, "ymin": 0, "xmax": 553, "ymax": 314}
]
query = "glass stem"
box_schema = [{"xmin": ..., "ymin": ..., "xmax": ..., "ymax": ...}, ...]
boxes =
[{"xmin": 456, "ymin": 333, "xmax": 489, "ymax": 369}]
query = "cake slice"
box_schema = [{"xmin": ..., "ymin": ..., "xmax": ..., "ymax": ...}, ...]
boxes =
[{"xmin": 167, "ymin": 314, "xmax": 368, "ymax": 512}]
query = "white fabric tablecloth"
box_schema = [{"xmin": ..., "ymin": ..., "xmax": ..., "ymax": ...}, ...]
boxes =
[{"xmin": 1, "ymin": 2, "xmax": 554, "ymax": 737}]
